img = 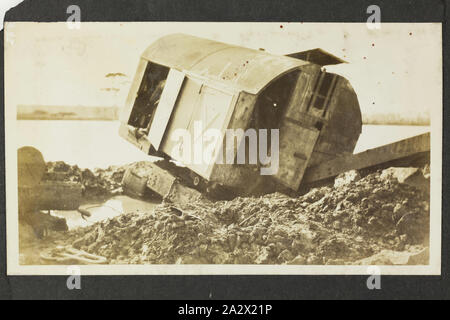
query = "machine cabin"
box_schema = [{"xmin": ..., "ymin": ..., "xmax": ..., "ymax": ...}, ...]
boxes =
[{"xmin": 119, "ymin": 34, "xmax": 362, "ymax": 195}]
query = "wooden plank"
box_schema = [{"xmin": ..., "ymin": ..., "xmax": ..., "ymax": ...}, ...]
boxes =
[
  {"xmin": 303, "ymin": 132, "xmax": 430, "ymax": 183},
  {"xmin": 148, "ymin": 69, "xmax": 186, "ymax": 150},
  {"xmin": 161, "ymin": 78, "xmax": 203, "ymax": 157},
  {"xmin": 286, "ymin": 48, "xmax": 347, "ymax": 66}
]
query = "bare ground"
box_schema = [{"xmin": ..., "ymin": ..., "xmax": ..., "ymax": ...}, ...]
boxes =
[{"xmin": 19, "ymin": 163, "xmax": 430, "ymax": 266}]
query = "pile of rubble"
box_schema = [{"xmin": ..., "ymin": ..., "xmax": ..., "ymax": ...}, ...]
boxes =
[
  {"xmin": 44, "ymin": 161, "xmax": 126, "ymax": 199},
  {"xmin": 51, "ymin": 166, "xmax": 430, "ymax": 265}
]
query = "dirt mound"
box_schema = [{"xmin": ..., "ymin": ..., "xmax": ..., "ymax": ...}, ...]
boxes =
[{"xmin": 51, "ymin": 167, "xmax": 430, "ymax": 265}]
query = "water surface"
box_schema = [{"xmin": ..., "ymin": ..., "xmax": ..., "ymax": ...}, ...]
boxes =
[{"xmin": 17, "ymin": 120, "xmax": 430, "ymax": 169}]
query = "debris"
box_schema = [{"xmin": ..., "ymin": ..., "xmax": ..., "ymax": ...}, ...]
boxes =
[
  {"xmin": 44, "ymin": 161, "xmax": 127, "ymax": 199},
  {"xmin": 41, "ymin": 166, "xmax": 429, "ymax": 265}
]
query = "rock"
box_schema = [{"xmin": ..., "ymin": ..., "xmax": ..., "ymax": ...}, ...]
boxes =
[
  {"xmin": 198, "ymin": 233, "xmax": 207, "ymax": 244},
  {"xmin": 303, "ymin": 188, "xmax": 325, "ymax": 203},
  {"xmin": 288, "ymin": 255, "xmax": 307, "ymax": 265},
  {"xmin": 395, "ymin": 213, "xmax": 420, "ymax": 238},
  {"xmin": 334, "ymin": 170, "xmax": 361, "ymax": 188},
  {"xmin": 359, "ymin": 196, "xmax": 368, "ymax": 205},
  {"xmin": 291, "ymin": 239, "xmax": 304, "ymax": 251},
  {"xmin": 255, "ymin": 247, "xmax": 271, "ymax": 264},
  {"xmin": 227, "ymin": 234, "xmax": 237, "ymax": 251},
  {"xmin": 277, "ymin": 249, "xmax": 294, "ymax": 262},
  {"xmin": 422, "ymin": 164, "xmax": 430, "ymax": 179},
  {"xmin": 306, "ymin": 254, "xmax": 322, "ymax": 265},
  {"xmin": 393, "ymin": 203, "xmax": 403, "ymax": 214},
  {"xmin": 52, "ymin": 161, "xmax": 71, "ymax": 172},
  {"xmin": 81, "ymin": 168, "xmax": 96, "ymax": 180},
  {"xmin": 380, "ymin": 167, "xmax": 429, "ymax": 192}
]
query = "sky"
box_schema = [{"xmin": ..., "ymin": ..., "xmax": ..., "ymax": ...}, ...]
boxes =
[{"xmin": 4, "ymin": 22, "xmax": 442, "ymax": 118}]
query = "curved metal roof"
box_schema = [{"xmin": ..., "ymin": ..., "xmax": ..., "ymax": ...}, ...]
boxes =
[{"xmin": 141, "ymin": 34, "xmax": 309, "ymax": 94}]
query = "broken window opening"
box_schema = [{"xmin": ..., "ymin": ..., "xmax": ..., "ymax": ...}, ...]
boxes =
[
  {"xmin": 253, "ymin": 71, "xmax": 300, "ymax": 130},
  {"xmin": 128, "ymin": 62, "xmax": 170, "ymax": 131},
  {"xmin": 246, "ymin": 71, "xmax": 299, "ymax": 163},
  {"xmin": 308, "ymin": 72, "xmax": 337, "ymax": 116}
]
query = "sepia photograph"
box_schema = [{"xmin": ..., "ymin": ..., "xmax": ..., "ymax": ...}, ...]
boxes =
[{"xmin": 5, "ymin": 22, "xmax": 442, "ymax": 275}]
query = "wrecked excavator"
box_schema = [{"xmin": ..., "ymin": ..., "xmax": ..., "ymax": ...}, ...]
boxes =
[{"xmin": 119, "ymin": 34, "xmax": 430, "ymax": 202}]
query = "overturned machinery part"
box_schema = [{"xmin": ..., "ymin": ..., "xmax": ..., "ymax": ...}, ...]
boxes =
[
  {"xmin": 18, "ymin": 146, "xmax": 47, "ymax": 215},
  {"xmin": 118, "ymin": 34, "xmax": 428, "ymax": 199},
  {"xmin": 18, "ymin": 146, "xmax": 46, "ymax": 188},
  {"xmin": 18, "ymin": 147, "xmax": 77, "ymax": 238},
  {"xmin": 122, "ymin": 161, "xmax": 204, "ymax": 205},
  {"xmin": 18, "ymin": 146, "xmax": 83, "ymax": 211}
]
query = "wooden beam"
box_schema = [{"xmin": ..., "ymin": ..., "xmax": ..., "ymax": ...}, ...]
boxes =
[{"xmin": 303, "ymin": 132, "xmax": 430, "ymax": 183}]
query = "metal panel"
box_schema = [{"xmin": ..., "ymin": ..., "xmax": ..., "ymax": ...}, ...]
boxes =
[
  {"xmin": 148, "ymin": 69, "xmax": 185, "ymax": 150},
  {"xmin": 161, "ymin": 77, "xmax": 203, "ymax": 156},
  {"xmin": 162, "ymin": 83, "xmax": 235, "ymax": 179},
  {"xmin": 286, "ymin": 48, "xmax": 347, "ymax": 66},
  {"xmin": 145, "ymin": 163, "xmax": 177, "ymax": 198},
  {"xmin": 274, "ymin": 120, "xmax": 320, "ymax": 190},
  {"xmin": 183, "ymin": 86, "xmax": 234, "ymax": 179},
  {"xmin": 141, "ymin": 33, "xmax": 309, "ymax": 94}
]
